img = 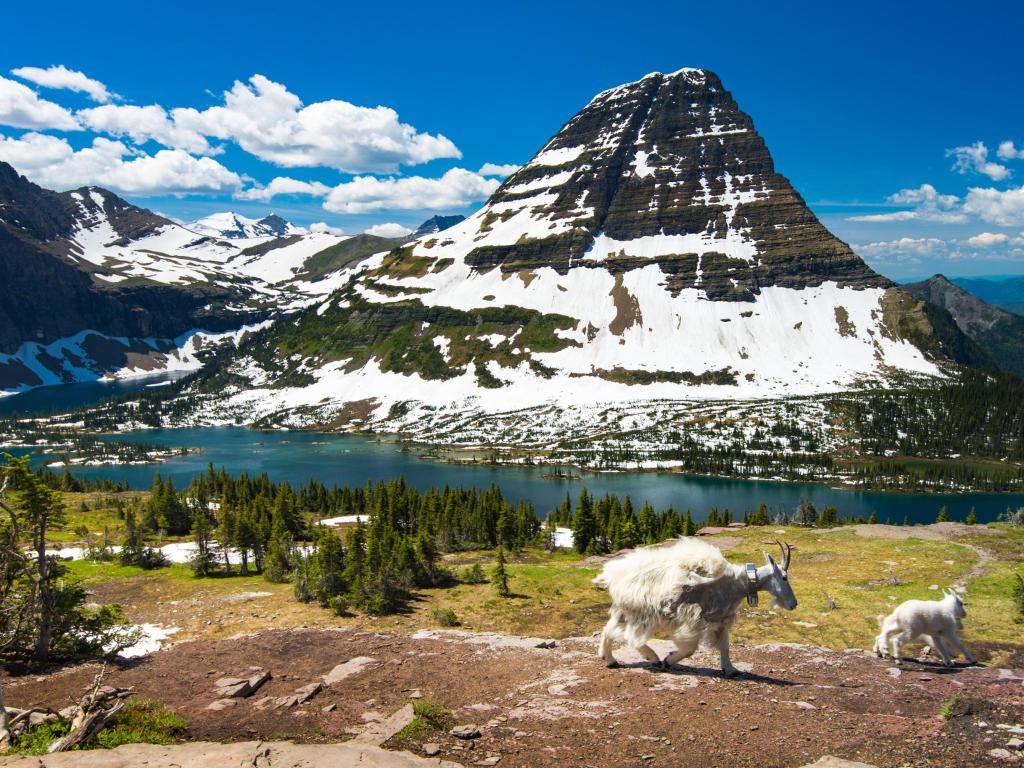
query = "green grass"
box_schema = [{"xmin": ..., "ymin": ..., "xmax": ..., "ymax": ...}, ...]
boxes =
[
  {"xmin": 49, "ymin": 525, "xmax": 1024, "ymax": 660},
  {"xmin": 94, "ymin": 699, "xmax": 186, "ymax": 748},
  {"xmin": 938, "ymin": 693, "xmax": 959, "ymax": 720},
  {"xmin": 13, "ymin": 699, "xmax": 185, "ymax": 755},
  {"xmin": 48, "ymin": 491, "xmax": 144, "ymax": 543},
  {"xmin": 392, "ymin": 700, "xmax": 453, "ymax": 743}
]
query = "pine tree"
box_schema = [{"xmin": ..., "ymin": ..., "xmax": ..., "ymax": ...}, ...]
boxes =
[
  {"xmin": 818, "ymin": 506, "xmax": 839, "ymax": 527},
  {"xmin": 190, "ymin": 503, "xmax": 216, "ymax": 577},
  {"xmin": 682, "ymin": 510, "xmax": 697, "ymax": 537},
  {"xmin": 936, "ymin": 505, "xmax": 950, "ymax": 523},
  {"xmin": 868, "ymin": 511, "xmax": 878, "ymax": 525},
  {"xmin": 262, "ymin": 506, "xmax": 293, "ymax": 583},
  {"xmin": 571, "ymin": 490, "xmax": 597, "ymax": 554},
  {"xmin": 492, "ymin": 547, "xmax": 511, "ymax": 597},
  {"xmin": 966, "ymin": 507, "xmax": 977, "ymax": 525}
]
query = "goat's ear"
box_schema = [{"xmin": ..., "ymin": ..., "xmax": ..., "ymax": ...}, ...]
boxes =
[{"xmin": 763, "ymin": 551, "xmax": 776, "ymax": 568}]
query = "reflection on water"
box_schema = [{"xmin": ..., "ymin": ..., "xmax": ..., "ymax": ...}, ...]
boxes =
[{"xmin": 0, "ymin": 372, "xmax": 188, "ymax": 418}]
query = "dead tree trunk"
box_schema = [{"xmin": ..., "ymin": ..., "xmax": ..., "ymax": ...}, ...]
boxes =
[{"xmin": 46, "ymin": 666, "xmax": 132, "ymax": 753}]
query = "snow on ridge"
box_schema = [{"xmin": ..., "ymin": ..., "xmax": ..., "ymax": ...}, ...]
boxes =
[{"xmin": 206, "ymin": 279, "xmax": 942, "ymax": 431}]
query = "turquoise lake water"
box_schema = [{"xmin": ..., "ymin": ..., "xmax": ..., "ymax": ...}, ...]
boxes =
[{"xmin": 8, "ymin": 380, "xmax": 1022, "ymax": 524}]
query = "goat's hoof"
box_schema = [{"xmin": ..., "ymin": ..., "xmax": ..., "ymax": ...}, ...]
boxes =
[
  {"xmin": 605, "ymin": 660, "xmax": 619, "ymax": 669},
  {"xmin": 721, "ymin": 667, "xmax": 739, "ymax": 678}
]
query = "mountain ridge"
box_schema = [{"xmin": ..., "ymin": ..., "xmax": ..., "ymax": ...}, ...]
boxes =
[
  {"xmin": 180, "ymin": 67, "xmax": 968, "ymax": 437},
  {"xmin": 904, "ymin": 274, "xmax": 1024, "ymax": 378}
]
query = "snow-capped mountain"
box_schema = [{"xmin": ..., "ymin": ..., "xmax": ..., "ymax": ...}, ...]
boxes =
[
  {"xmin": 0, "ymin": 163, "xmax": 380, "ymax": 393},
  {"xmin": 411, "ymin": 215, "xmax": 466, "ymax": 238},
  {"xmin": 192, "ymin": 68, "xmax": 965, "ymax": 437},
  {"xmin": 189, "ymin": 212, "xmax": 306, "ymax": 239}
]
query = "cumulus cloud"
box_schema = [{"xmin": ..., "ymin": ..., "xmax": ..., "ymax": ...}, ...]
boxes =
[
  {"xmin": 997, "ymin": 141, "xmax": 1024, "ymax": 161},
  {"xmin": 478, "ymin": 162, "xmax": 519, "ymax": 177},
  {"xmin": 853, "ymin": 237, "xmax": 946, "ymax": 265},
  {"xmin": 0, "ymin": 75, "xmax": 79, "ymax": 131},
  {"xmin": 962, "ymin": 186, "xmax": 1024, "ymax": 227},
  {"xmin": 11, "ymin": 65, "xmax": 115, "ymax": 103},
  {"xmin": 0, "ymin": 131, "xmax": 241, "ymax": 196},
  {"xmin": 309, "ymin": 221, "xmax": 344, "ymax": 236},
  {"xmin": 78, "ymin": 104, "xmax": 213, "ymax": 155},
  {"xmin": 964, "ymin": 231, "xmax": 1010, "ymax": 247},
  {"xmin": 947, "ymin": 141, "xmax": 1011, "ymax": 181},
  {"xmin": 235, "ymin": 176, "xmax": 331, "ymax": 201},
  {"xmin": 322, "ymin": 167, "xmax": 500, "ymax": 214},
  {"xmin": 365, "ymin": 222, "xmax": 413, "ymax": 238},
  {"xmin": 848, "ymin": 184, "xmax": 965, "ymax": 223},
  {"xmin": 172, "ymin": 75, "xmax": 461, "ymax": 174}
]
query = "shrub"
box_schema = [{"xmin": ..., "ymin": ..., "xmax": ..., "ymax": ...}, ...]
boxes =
[
  {"xmin": 328, "ymin": 595, "xmax": 350, "ymax": 616},
  {"xmin": 432, "ymin": 607, "xmax": 460, "ymax": 627},
  {"xmin": 462, "ymin": 563, "xmax": 487, "ymax": 584}
]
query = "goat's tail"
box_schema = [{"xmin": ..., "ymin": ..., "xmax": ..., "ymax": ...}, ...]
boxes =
[{"xmin": 876, "ymin": 614, "xmax": 886, "ymax": 628}]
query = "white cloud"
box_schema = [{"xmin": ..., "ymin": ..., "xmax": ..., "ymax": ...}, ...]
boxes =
[
  {"xmin": 854, "ymin": 237, "xmax": 946, "ymax": 264},
  {"xmin": 309, "ymin": 221, "xmax": 344, "ymax": 236},
  {"xmin": 77, "ymin": 104, "xmax": 213, "ymax": 154},
  {"xmin": 235, "ymin": 176, "xmax": 331, "ymax": 201},
  {"xmin": 11, "ymin": 65, "xmax": 114, "ymax": 103},
  {"xmin": 0, "ymin": 75, "xmax": 79, "ymax": 131},
  {"xmin": 997, "ymin": 141, "xmax": 1024, "ymax": 161},
  {"xmin": 848, "ymin": 184, "xmax": 965, "ymax": 223},
  {"xmin": 0, "ymin": 131, "xmax": 241, "ymax": 196},
  {"xmin": 322, "ymin": 167, "xmax": 500, "ymax": 214},
  {"xmin": 946, "ymin": 141, "xmax": 1011, "ymax": 181},
  {"xmin": 964, "ymin": 231, "xmax": 1010, "ymax": 247},
  {"xmin": 478, "ymin": 162, "xmax": 519, "ymax": 177},
  {"xmin": 962, "ymin": 186, "xmax": 1024, "ymax": 227},
  {"xmin": 172, "ymin": 75, "xmax": 461, "ymax": 173},
  {"xmin": 365, "ymin": 222, "xmax": 413, "ymax": 238}
]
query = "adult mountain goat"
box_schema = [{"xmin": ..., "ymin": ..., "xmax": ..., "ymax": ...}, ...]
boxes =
[{"xmin": 594, "ymin": 538, "xmax": 797, "ymax": 676}]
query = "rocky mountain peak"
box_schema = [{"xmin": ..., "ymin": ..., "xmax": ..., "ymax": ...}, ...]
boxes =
[
  {"xmin": 192, "ymin": 68, "xmax": 957, "ymax": 431},
  {"xmin": 443, "ymin": 66, "xmax": 886, "ymax": 300},
  {"xmin": 412, "ymin": 214, "xmax": 466, "ymax": 238}
]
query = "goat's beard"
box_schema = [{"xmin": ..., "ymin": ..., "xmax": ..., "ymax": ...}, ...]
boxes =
[{"xmin": 769, "ymin": 596, "xmax": 781, "ymax": 609}]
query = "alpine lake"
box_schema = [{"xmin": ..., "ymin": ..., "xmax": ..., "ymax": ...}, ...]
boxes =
[{"xmin": 4, "ymin": 376, "xmax": 1022, "ymax": 525}]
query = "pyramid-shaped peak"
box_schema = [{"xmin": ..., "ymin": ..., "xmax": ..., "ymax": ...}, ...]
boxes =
[{"xmin": 422, "ymin": 68, "xmax": 885, "ymax": 301}]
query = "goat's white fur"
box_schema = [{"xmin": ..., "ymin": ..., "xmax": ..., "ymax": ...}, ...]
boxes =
[
  {"xmin": 594, "ymin": 538, "xmax": 795, "ymax": 675},
  {"xmin": 873, "ymin": 590, "xmax": 975, "ymax": 666}
]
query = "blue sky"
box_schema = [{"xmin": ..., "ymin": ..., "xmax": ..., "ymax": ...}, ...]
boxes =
[{"xmin": 2, "ymin": 0, "xmax": 1022, "ymax": 278}]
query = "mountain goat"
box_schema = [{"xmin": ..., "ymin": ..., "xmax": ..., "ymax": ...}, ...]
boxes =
[
  {"xmin": 594, "ymin": 538, "xmax": 798, "ymax": 676},
  {"xmin": 874, "ymin": 589, "xmax": 976, "ymax": 666}
]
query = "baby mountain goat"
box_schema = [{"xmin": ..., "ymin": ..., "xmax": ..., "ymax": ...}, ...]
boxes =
[
  {"xmin": 594, "ymin": 538, "xmax": 797, "ymax": 676},
  {"xmin": 874, "ymin": 589, "xmax": 976, "ymax": 666}
]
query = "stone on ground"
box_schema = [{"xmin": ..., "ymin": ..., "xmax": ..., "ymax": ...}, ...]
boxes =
[{"xmin": 353, "ymin": 703, "xmax": 416, "ymax": 746}]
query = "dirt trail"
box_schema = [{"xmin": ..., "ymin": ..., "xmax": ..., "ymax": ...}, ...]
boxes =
[
  {"xmin": 3, "ymin": 628, "xmax": 1022, "ymax": 768},
  {"xmin": 824, "ymin": 523, "xmax": 996, "ymax": 586}
]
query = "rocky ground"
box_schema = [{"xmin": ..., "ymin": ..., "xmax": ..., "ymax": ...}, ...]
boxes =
[{"xmin": 3, "ymin": 627, "xmax": 1023, "ymax": 767}]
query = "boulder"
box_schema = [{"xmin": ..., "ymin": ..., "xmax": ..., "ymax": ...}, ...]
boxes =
[
  {"xmin": 323, "ymin": 656, "xmax": 377, "ymax": 686},
  {"xmin": 451, "ymin": 724, "xmax": 481, "ymax": 740}
]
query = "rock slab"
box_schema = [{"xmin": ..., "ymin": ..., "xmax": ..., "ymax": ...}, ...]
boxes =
[{"xmin": 0, "ymin": 740, "xmax": 463, "ymax": 767}]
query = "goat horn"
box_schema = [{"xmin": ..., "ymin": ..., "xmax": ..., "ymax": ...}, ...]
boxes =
[{"xmin": 776, "ymin": 540, "xmax": 792, "ymax": 571}]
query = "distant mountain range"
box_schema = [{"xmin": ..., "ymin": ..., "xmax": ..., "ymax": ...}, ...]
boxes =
[
  {"xmin": 904, "ymin": 275, "xmax": 1024, "ymax": 378},
  {"xmin": 948, "ymin": 276, "xmax": 1024, "ymax": 316},
  {"xmin": 189, "ymin": 212, "xmax": 306, "ymax": 239},
  {"xmin": 0, "ymin": 160, "xmax": 452, "ymax": 394},
  {"xmin": 179, "ymin": 68, "xmax": 984, "ymax": 437}
]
